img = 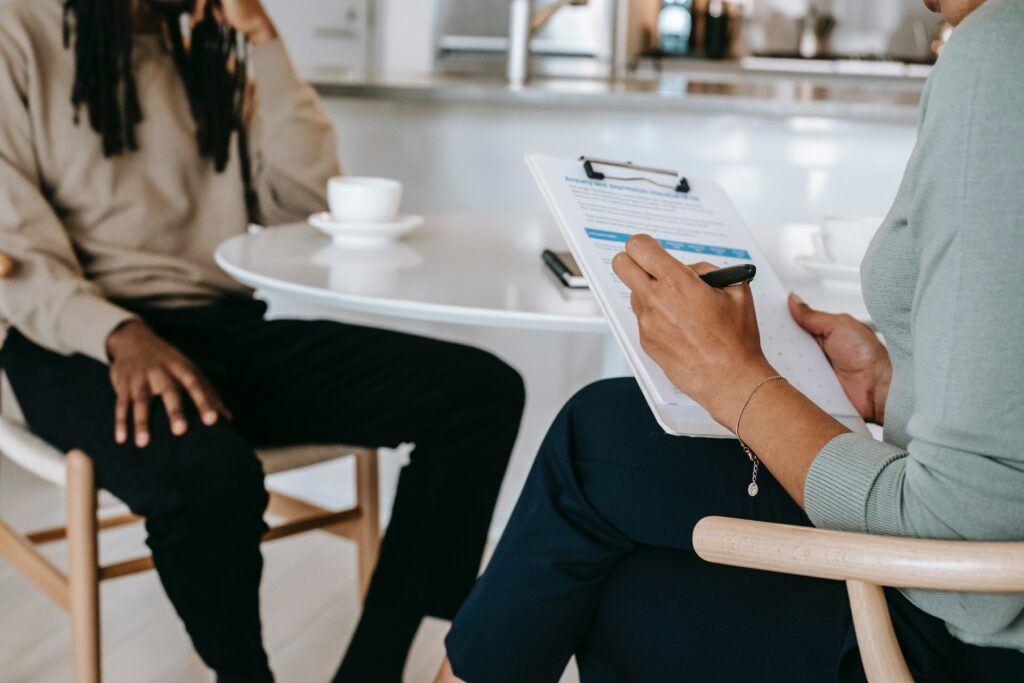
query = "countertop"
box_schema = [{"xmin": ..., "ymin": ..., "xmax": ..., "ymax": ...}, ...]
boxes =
[{"xmin": 307, "ymin": 65, "xmax": 924, "ymax": 123}]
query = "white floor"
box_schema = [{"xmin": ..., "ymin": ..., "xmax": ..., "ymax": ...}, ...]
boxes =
[{"xmin": 0, "ymin": 457, "xmax": 580, "ymax": 683}]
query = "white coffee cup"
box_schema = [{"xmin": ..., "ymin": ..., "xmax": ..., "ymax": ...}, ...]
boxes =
[
  {"xmin": 327, "ymin": 176, "xmax": 403, "ymax": 223},
  {"xmin": 812, "ymin": 215, "xmax": 881, "ymax": 267}
]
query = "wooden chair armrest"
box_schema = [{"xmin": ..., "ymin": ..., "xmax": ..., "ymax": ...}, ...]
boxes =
[
  {"xmin": 0, "ymin": 251, "xmax": 14, "ymax": 279},
  {"xmin": 693, "ymin": 516, "xmax": 1024, "ymax": 592}
]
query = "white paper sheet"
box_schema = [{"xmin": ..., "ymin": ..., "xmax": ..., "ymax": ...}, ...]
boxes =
[{"xmin": 527, "ymin": 153, "xmax": 865, "ymax": 437}]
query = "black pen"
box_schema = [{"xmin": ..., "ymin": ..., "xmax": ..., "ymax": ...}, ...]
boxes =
[{"xmin": 699, "ymin": 263, "xmax": 757, "ymax": 288}]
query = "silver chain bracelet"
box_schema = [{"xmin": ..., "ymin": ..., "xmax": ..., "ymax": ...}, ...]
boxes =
[{"xmin": 735, "ymin": 375, "xmax": 786, "ymax": 497}]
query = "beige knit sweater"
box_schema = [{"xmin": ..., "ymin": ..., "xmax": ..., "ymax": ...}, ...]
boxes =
[{"xmin": 0, "ymin": 0, "xmax": 340, "ymax": 363}]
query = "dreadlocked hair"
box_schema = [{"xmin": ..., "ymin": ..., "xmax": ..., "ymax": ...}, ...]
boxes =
[
  {"xmin": 63, "ymin": 0, "xmax": 141, "ymax": 156},
  {"xmin": 62, "ymin": 0, "xmax": 261, "ymax": 223}
]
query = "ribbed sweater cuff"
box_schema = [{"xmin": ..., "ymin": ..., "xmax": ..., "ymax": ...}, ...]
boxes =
[
  {"xmin": 56, "ymin": 293, "xmax": 138, "ymax": 364},
  {"xmin": 249, "ymin": 39, "xmax": 307, "ymax": 111},
  {"xmin": 804, "ymin": 432, "xmax": 907, "ymax": 535}
]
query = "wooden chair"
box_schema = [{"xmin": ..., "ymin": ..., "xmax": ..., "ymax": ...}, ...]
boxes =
[
  {"xmin": 692, "ymin": 516, "xmax": 1024, "ymax": 682},
  {"xmin": 0, "ymin": 249, "xmax": 382, "ymax": 682}
]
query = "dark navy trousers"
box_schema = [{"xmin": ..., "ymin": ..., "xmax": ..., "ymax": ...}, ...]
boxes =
[{"xmin": 446, "ymin": 378, "xmax": 1024, "ymax": 682}]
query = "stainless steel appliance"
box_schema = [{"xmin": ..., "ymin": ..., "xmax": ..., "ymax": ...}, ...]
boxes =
[
  {"xmin": 508, "ymin": 0, "xmax": 591, "ymax": 86},
  {"xmin": 436, "ymin": 0, "xmax": 617, "ymax": 78},
  {"xmin": 744, "ymin": 0, "xmax": 941, "ymax": 63}
]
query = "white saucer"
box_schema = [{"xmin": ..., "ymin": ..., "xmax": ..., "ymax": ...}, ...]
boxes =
[
  {"xmin": 309, "ymin": 212, "xmax": 424, "ymax": 247},
  {"xmin": 796, "ymin": 255, "xmax": 862, "ymax": 288}
]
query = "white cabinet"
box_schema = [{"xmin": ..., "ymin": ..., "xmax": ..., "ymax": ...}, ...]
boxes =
[{"xmin": 262, "ymin": 0, "xmax": 372, "ymax": 75}]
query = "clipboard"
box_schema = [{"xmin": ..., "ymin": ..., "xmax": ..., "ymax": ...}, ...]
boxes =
[
  {"xmin": 579, "ymin": 156, "xmax": 691, "ymax": 194},
  {"xmin": 527, "ymin": 152, "xmax": 867, "ymax": 438}
]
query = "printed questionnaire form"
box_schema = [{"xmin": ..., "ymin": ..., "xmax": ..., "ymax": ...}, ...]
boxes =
[{"xmin": 527, "ymin": 153, "xmax": 865, "ymax": 437}]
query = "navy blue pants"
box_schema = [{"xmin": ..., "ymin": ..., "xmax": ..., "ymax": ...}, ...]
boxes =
[{"xmin": 446, "ymin": 378, "xmax": 1024, "ymax": 682}]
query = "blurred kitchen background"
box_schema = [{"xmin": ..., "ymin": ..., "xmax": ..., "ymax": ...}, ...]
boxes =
[
  {"xmin": 257, "ymin": 0, "xmax": 943, "ymax": 232},
  {"xmin": 266, "ymin": 0, "xmax": 948, "ymax": 79}
]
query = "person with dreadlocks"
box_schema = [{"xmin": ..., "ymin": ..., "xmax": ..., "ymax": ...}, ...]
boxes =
[{"xmin": 0, "ymin": 0, "xmax": 525, "ymax": 681}]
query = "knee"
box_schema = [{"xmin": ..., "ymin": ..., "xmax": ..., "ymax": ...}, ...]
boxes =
[
  {"xmin": 563, "ymin": 378, "xmax": 641, "ymax": 422},
  {"xmin": 450, "ymin": 346, "xmax": 527, "ymax": 419},
  {"xmin": 138, "ymin": 426, "xmax": 268, "ymax": 530},
  {"xmin": 487, "ymin": 353, "xmax": 526, "ymax": 417},
  {"xmin": 539, "ymin": 378, "xmax": 644, "ymax": 467}
]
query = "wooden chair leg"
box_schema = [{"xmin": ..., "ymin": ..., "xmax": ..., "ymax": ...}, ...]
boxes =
[
  {"xmin": 846, "ymin": 580, "xmax": 913, "ymax": 683},
  {"xmin": 67, "ymin": 450, "xmax": 101, "ymax": 683},
  {"xmin": 354, "ymin": 450, "xmax": 381, "ymax": 601}
]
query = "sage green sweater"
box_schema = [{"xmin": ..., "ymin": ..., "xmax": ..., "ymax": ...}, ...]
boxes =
[{"xmin": 804, "ymin": 0, "xmax": 1024, "ymax": 652}]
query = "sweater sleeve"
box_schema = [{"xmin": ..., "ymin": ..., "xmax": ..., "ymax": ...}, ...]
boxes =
[
  {"xmin": 246, "ymin": 39, "xmax": 342, "ymax": 226},
  {"xmin": 804, "ymin": 2, "xmax": 1024, "ymax": 549},
  {"xmin": 0, "ymin": 19, "xmax": 136, "ymax": 363}
]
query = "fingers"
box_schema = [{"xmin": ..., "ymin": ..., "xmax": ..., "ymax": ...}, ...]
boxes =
[
  {"xmin": 114, "ymin": 366, "xmax": 228, "ymax": 448},
  {"xmin": 170, "ymin": 364, "xmax": 229, "ymax": 426},
  {"xmin": 148, "ymin": 368, "xmax": 189, "ymax": 436},
  {"xmin": 788, "ymin": 293, "xmax": 835, "ymax": 337},
  {"xmin": 114, "ymin": 391, "xmax": 129, "ymax": 445},
  {"xmin": 612, "ymin": 251, "xmax": 653, "ymax": 294},
  {"xmin": 689, "ymin": 261, "xmax": 719, "ymax": 276},
  {"xmin": 131, "ymin": 381, "xmax": 152, "ymax": 448},
  {"xmin": 208, "ymin": 388, "xmax": 233, "ymax": 422},
  {"xmin": 182, "ymin": 374, "xmax": 218, "ymax": 426},
  {"xmin": 157, "ymin": 384, "xmax": 189, "ymax": 437},
  {"xmin": 625, "ymin": 235, "xmax": 696, "ymax": 284}
]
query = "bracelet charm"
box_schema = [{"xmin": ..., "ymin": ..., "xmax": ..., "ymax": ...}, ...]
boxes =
[{"xmin": 735, "ymin": 375, "xmax": 786, "ymax": 497}]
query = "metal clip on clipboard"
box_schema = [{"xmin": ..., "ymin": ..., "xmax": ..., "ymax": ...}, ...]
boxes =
[{"xmin": 580, "ymin": 156, "xmax": 691, "ymax": 194}]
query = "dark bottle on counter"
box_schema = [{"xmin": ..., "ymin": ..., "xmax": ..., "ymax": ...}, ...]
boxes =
[
  {"xmin": 704, "ymin": 0, "xmax": 732, "ymax": 60},
  {"xmin": 657, "ymin": 0, "xmax": 694, "ymax": 55}
]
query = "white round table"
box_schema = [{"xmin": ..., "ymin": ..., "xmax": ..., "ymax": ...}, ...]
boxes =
[
  {"xmin": 214, "ymin": 211, "xmax": 868, "ymax": 330},
  {"xmin": 215, "ymin": 210, "xmax": 869, "ymax": 539},
  {"xmin": 216, "ymin": 212, "xmax": 606, "ymax": 333}
]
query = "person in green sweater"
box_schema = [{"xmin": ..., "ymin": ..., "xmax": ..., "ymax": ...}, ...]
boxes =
[{"xmin": 436, "ymin": 0, "xmax": 1024, "ymax": 681}]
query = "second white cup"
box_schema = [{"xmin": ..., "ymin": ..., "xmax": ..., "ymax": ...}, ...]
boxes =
[
  {"xmin": 328, "ymin": 176, "xmax": 403, "ymax": 223},
  {"xmin": 812, "ymin": 215, "xmax": 881, "ymax": 267}
]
